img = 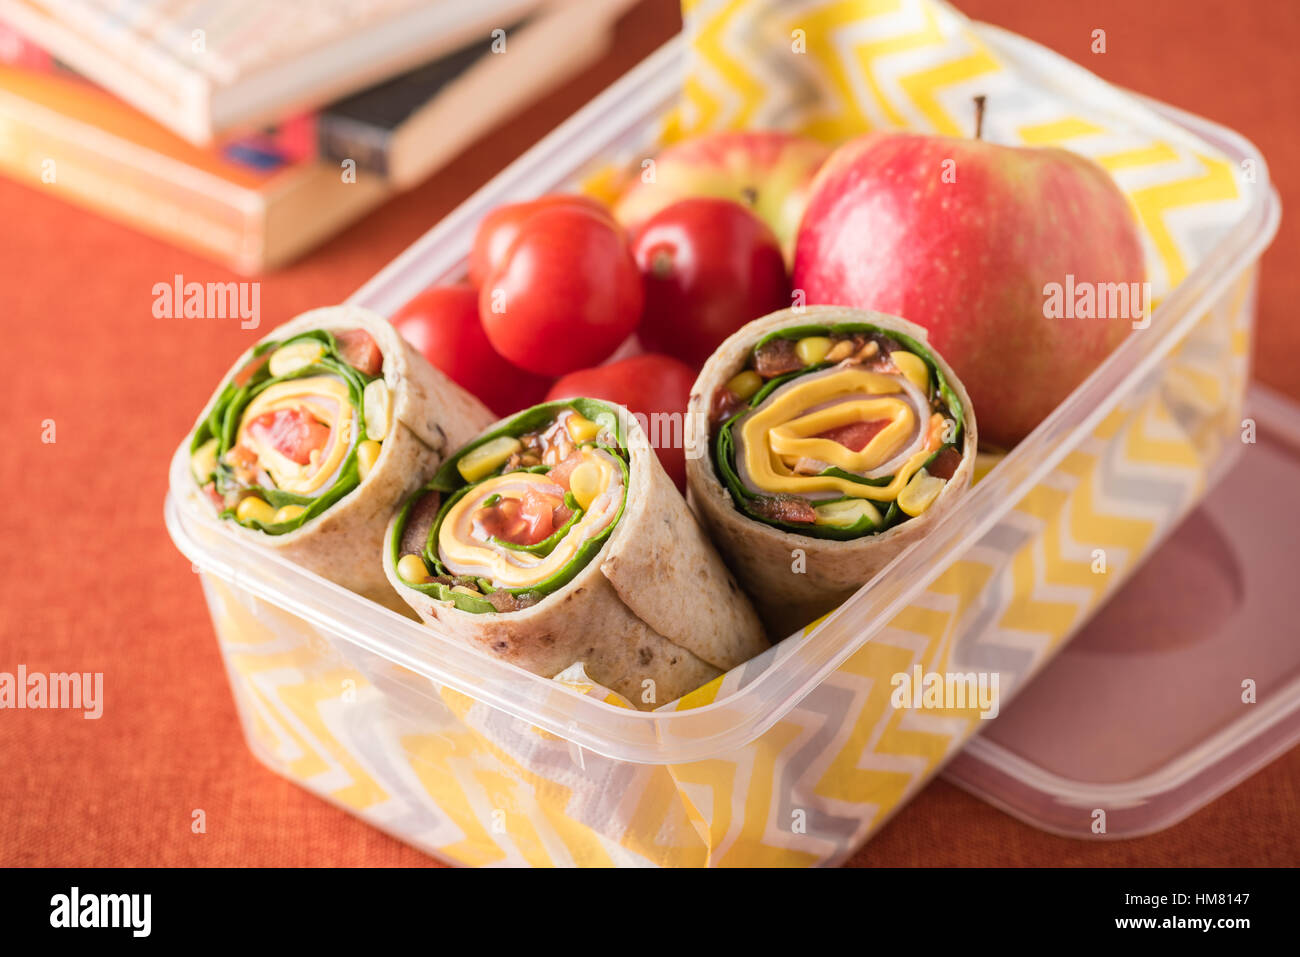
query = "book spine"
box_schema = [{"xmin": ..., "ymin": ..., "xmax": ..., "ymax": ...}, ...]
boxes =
[{"xmin": 0, "ymin": 88, "xmax": 264, "ymax": 273}]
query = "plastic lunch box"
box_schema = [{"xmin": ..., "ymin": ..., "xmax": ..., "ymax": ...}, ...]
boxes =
[
  {"xmin": 941, "ymin": 383, "xmax": 1300, "ymax": 839},
  {"xmin": 164, "ymin": 33, "xmax": 1282, "ymax": 866}
]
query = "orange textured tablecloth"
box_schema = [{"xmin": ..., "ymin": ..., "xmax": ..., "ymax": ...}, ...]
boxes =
[{"xmin": 2, "ymin": 0, "xmax": 1298, "ymax": 867}]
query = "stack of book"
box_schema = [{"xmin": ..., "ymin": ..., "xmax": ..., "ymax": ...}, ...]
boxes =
[{"xmin": 0, "ymin": 0, "xmax": 629, "ymax": 272}]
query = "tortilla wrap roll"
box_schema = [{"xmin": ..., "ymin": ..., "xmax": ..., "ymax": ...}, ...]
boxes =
[
  {"xmin": 686, "ymin": 306, "xmax": 978, "ymax": 638},
  {"xmin": 186, "ymin": 304, "xmax": 494, "ymax": 609},
  {"xmin": 384, "ymin": 398, "xmax": 767, "ymax": 709}
]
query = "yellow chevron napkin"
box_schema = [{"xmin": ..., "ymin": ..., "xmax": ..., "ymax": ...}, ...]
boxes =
[{"xmin": 661, "ymin": 0, "xmax": 1251, "ymax": 297}]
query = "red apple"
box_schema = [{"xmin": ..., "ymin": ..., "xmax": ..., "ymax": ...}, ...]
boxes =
[
  {"xmin": 792, "ymin": 131, "xmax": 1145, "ymax": 447},
  {"xmin": 633, "ymin": 198, "xmax": 792, "ymax": 366},
  {"xmin": 614, "ymin": 131, "xmax": 829, "ymax": 264}
]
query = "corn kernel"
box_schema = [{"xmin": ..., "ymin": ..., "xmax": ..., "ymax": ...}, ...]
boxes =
[
  {"xmin": 190, "ymin": 437, "xmax": 219, "ymax": 483},
  {"xmin": 356, "ymin": 439, "xmax": 382, "ymax": 481},
  {"xmin": 795, "ymin": 336, "xmax": 833, "ymax": 365},
  {"xmin": 397, "ymin": 553, "xmax": 431, "ymax": 584},
  {"xmin": 566, "ymin": 413, "xmax": 601, "ymax": 443},
  {"xmin": 235, "ymin": 496, "xmax": 277, "ymax": 525},
  {"xmin": 568, "ymin": 461, "xmax": 603, "ymax": 510},
  {"xmin": 363, "ymin": 379, "xmax": 390, "ymax": 440},
  {"xmin": 268, "ymin": 340, "xmax": 325, "ymax": 378},
  {"xmin": 725, "ymin": 370, "xmax": 763, "ymax": 401},
  {"xmin": 897, "ymin": 470, "xmax": 946, "ymax": 517},
  {"xmin": 272, "ymin": 504, "xmax": 307, "ymax": 524},
  {"xmin": 457, "ymin": 436, "xmax": 521, "ymax": 483},
  {"xmin": 890, "ymin": 351, "xmax": 930, "ymax": 393}
]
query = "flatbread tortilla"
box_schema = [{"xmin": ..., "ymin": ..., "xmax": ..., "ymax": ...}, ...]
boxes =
[{"xmin": 685, "ymin": 306, "xmax": 978, "ymax": 638}]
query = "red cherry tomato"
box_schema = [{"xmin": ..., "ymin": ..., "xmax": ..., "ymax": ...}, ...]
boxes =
[
  {"xmin": 391, "ymin": 284, "xmax": 551, "ymax": 417},
  {"xmin": 481, "ymin": 207, "xmax": 644, "ymax": 377},
  {"xmin": 246, "ymin": 408, "xmax": 329, "ymax": 465},
  {"xmin": 476, "ymin": 487, "xmax": 565, "ymax": 546},
  {"xmin": 633, "ymin": 198, "xmax": 791, "ymax": 366},
  {"xmin": 816, "ymin": 419, "xmax": 888, "ymax": 452},
  {"xmin": 545, "ymin": 354, "xmax": 696, "ymax": 490},
  {"xmin": 546, "ymin": 450, "xmax": 584, "ymax": 491},
  {"xmin": 468, "ymin": 194, "xmax": 612, "ymax": 288},
  {"xmin": 333, "ymin": 328, "xmax": 383, "ymax": 376}
]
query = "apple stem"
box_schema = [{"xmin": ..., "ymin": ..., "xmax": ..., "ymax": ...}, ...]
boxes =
[
  {"xmin": 651, "ymin": 248, "xmax": 675, "ymax": 279},
  {"xmin": 973, "ymin": 95, "xmax": 987, "ymax": 140}
]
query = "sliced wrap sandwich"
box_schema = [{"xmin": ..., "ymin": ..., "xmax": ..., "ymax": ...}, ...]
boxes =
[
  {"xmin": 385, "ymin": 398, "xmax": 768, "ymax": 709},
  {"xmin": 686, "ymin": 306, "xmax": 978, "ymax": 638},
  {"xmin": 187, "ymin": 304, "xmax": 494, "ymax": 608}
]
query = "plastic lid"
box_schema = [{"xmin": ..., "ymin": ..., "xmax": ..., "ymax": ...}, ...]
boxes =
[{"xmin": 943, "ymin": 385, "xmax": 1300, "ymax": 838}]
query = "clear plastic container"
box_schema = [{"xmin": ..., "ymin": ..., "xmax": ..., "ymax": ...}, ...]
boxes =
[
  {"xmin": 165, "ymin": 33, "xmax": 1282, "ymax": 866},
  {"xmin": 942, "ymin": 384, "xmax": 1300, "ymax": 839}
]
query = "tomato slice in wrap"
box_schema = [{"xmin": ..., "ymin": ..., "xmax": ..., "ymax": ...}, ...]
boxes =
[
  {"xmin": 388, "ymin": 399, "xmax": 630, "ymax": 614},
  {"xmin": 711, "ymin": 323, "xmax": 968, "ymax": 540},
  {"xmin": 188, "ymin": 328, "xmax": 389, "ymax": 534}
]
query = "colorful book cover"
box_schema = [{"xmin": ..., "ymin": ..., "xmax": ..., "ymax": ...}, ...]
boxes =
[{"xmin": 0, "ymin": 64, "xmax": 386, "ymax": 273}]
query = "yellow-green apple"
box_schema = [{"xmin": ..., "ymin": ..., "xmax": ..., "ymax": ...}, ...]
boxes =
[
  {"xmin": 615, "ymin": 131, "xmax": 829, "ymax": 263},
  {"xmin": 792, "ymin": 132, "xmax": 1145, "ymax": 447}
]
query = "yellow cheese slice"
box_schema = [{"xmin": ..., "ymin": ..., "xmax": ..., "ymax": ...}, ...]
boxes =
[
  {"xmin": 738, "ymin": 367, "xmax": 931, "ymax": 501},
  {"xmin": 766, "ymin": 399, "xmax": 916, "ymax": 472}
]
